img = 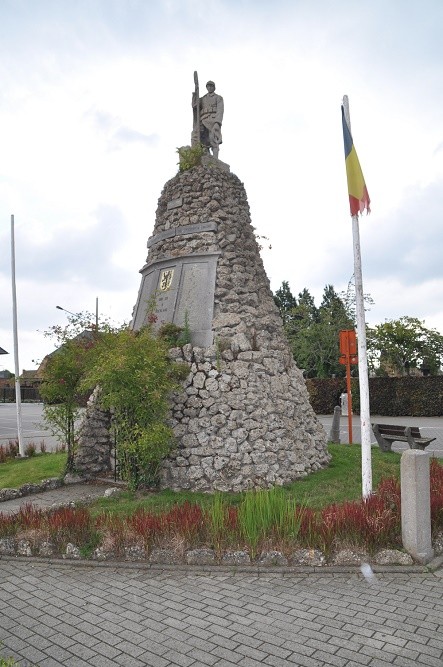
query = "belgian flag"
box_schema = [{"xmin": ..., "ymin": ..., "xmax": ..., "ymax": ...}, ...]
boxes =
[{"xmin": 341, "ymin": 106, "xmax": 370, "ymax": 216}]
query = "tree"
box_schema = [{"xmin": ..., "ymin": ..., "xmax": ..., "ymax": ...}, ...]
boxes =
[
  {"xmin": 40, "ymin": 314, "xmax": 103, "ymax": 472},
  {"xmin": 339, "ymin": 275, "xmax": 374, "ymax": 323},
  {"xmin": 367, "ymin": 316, "xmax": 443, "ymax": 376},
  {"xmin": 274, "ymin": 281, "xmax": 298, "ymax": 325},
  {"xmin": 290, "ymin": 288, "xmax": 353, "ymax": 378},
  {"xmin": 319, "ymin": 284, "xmax": 354, "ymax": 330},
  {"xmin": 274, "ymin": 281, "xmax": 356, "ymax": 378}
]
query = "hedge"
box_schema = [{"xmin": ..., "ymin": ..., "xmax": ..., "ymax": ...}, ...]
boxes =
[{"xmin": 306, "ymin": 376, "xmax": 443, "ymax": 416}]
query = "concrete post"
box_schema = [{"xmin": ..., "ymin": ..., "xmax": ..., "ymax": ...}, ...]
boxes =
[
  {"xmin": 329, "ymin": 406, "xmax": 341, "ymax": 444},
  {"xmin": 401, "ymin": 450, "xmax": 434, "ymax": 564}
]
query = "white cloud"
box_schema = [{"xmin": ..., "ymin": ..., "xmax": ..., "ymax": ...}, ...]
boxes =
[{"xmin": 1, "ymin": 0, "xmax": 443, "ymax": 372}]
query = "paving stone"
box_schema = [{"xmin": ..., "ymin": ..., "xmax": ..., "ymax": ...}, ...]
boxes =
[{"xmin": 0, "ymin": 562, "xmax": 442, "ymax": 667}]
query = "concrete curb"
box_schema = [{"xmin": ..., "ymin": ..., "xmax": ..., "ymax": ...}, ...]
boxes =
[{"xmin": 1, "ymin": 554, "xmax": 440, "ymax": 575}]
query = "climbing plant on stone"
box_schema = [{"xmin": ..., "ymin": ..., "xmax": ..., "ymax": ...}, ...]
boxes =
[{"xmin": 80, "ymin": 326, "xmax": 188, "ymax": 488}]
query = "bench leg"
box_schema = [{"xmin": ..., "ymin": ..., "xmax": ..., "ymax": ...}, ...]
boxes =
[
  {"xmin": 405, "ymin": 428, "xmax": 427, "ymax": 451},
  {"xmin": 375, "ymin": 437, "xmax": 392, "ymax": 453}
]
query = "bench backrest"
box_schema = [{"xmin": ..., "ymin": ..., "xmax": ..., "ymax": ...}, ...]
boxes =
[
  {"xmin": 373, "ymin": 424, "xmax": 421, "ymax": 438},
  {"xmin": 373, "ymin": 424, "xmax": 405, "ymax": 437}
]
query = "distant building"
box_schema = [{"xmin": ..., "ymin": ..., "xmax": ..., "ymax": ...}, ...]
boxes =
[{"xmin": 20, "ymin": 369, "xmax": 42, "ymax": 387}]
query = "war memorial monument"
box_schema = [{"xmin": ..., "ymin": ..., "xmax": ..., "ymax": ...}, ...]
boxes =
[{"xmin": 75, "ymin": 74, "xmax": 330, "ymax": 491}]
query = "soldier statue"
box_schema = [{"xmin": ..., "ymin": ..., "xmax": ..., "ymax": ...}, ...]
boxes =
[{"xmin": 192, "ymin": 73, "xmax": 224, "ymax": 159}]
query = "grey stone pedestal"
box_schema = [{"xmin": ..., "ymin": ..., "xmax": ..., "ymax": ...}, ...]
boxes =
[{"xmin": 401, "ymin": 449, "xmax": 434, "ymax": 564}]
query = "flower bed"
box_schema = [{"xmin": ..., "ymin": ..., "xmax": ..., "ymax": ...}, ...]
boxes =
[{"xmin": 1, "ymin": 462, "xmax": 442, "ymax": 566}]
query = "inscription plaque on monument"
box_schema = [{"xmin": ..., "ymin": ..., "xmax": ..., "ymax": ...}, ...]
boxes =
[{"xmin": 131, "ymin": 253, "xmax": 219, "ymax": 347}]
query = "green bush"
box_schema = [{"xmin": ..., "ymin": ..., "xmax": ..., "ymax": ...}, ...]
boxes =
[
  {"xmin": 82, "ymin": 326, "xmax": 187, "ymax": 489},
  {"xmin": 306, "ymin": 376, "xmax": 443, "ymax": 416},
  {"xmin": 177, "ymin": 144, "xmax": 205, "ymax": 172}
]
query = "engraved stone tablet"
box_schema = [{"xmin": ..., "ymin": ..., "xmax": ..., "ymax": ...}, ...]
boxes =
[{"xmin": 132, "ymin": 253, "xmax": 219, "ymax": 347}]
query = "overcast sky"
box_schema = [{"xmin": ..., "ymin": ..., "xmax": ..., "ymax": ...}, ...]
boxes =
[{"xmin": 1, "ymin": 0, "xmax": 443, "ymax": 372}]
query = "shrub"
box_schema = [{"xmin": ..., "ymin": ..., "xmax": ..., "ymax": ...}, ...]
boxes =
[
  {"xmin": 24, "ymin": 442, "xmax": 37, "ymax": 457},
  {"xmin": 177, "ymin": 144, "xmax": 205, "ymax": 172},
  {"xmin": 82, "ymin": 327, "xmax": 186, "ymax": 489},
  {"xmin": 0, "ymin": 441, "xmax": 19, "ymax": 463}
]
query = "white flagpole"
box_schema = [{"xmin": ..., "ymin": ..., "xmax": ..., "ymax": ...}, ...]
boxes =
[
  {"xmin": 11, "ymin": 214, "xmax": 26, "ymax": 457},
  {"xmin": 342, "ymin": 96, "xmax": 372, "ymax": 499}
]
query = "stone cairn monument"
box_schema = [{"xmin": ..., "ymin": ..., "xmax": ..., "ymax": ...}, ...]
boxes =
[
  {"xmin": 128, "ymin": 73, "xmax": 330, "ymax": 492},
  {"xmin": 74, "ymin": 73, "xmax": 329, "ymax": 488}
]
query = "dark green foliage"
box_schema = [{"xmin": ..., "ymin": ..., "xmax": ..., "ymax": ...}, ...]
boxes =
[
  {"xmin": 368, "ymin": 376, "xmax": 443, "ymax": 416},
  {"xmin": 306, "ymin": 376, "xmax": 443, "ymax": 416},
  {"xmin": 274, "ymin": 281, "xmax": 355, "ymax": 378},
  {"xmin": 273, "ymin": 281, "xmax": 298, "ymax": 325},
  {"xmin": 158, "ymin": 322, "xmax": 185, "ymax": 347},
  {"xmin": 40, "ymin": 334, "xmax": 98, "ymax": 472},
  {"xmin": 306, "ymin": 378, "xmax": 359, "ymax": 414},
  {"xmin": 41, "ymin": 310, "xmax": 188, "ymax": 486},
  {"xmin": 81, "ymin": 326, "xmax": 187, "ymax": 489}
]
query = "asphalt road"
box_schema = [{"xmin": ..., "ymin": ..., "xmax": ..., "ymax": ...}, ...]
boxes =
[
  {"xmin": 1, "ymin": 403, "xmax": 443, "ymax": 456},
  {"xmin": 0, "ymin": 402, "xmax": 75, "ymax": 451}
]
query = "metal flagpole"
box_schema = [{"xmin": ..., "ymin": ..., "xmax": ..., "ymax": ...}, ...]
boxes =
[
  {"xmin": 342, "ymin": 96, "xmax": 372, "ymax": 499},
  {"xmin": 10, "ymin": 214, "xmax": 26, "ymax": 457}
]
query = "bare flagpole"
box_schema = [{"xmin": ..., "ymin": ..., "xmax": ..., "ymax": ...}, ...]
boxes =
[
  {"xmin": 342, "ymin": 96, "xmax": 372, "ymax": 499},
  {"xmin": 10, "ymin": 214, "xmax": 26, "ymax": 457}
]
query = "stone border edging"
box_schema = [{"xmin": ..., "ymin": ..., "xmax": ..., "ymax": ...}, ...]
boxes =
[
  {"xmin": 0, "ymin": 477, "xmax": 63, "ymax": 502},
  {"xmin": 0, "ymin": 554, "xmax": 439, "ymax": 575}
]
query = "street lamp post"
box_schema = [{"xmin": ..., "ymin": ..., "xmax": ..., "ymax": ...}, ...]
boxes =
[
  {"xmin": 56, "ymin": 299, "xmax": 99, "ymax": 331},
  {"xmin": 56, "ymin": 305, "xmax": 76, "ymax": 317}
]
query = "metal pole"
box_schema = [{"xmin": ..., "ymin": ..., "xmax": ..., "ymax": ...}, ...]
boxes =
[
  {"xmin": 95, "ymin": 297, "xmax": 98, "ymax": 331},
  {"xmin": 10, "ymin": 215, "xmax": 26, "ymax": 457},
  {"xmin": 342, "ymin": 96, "xmax": 372, "ymax": 498},
  {"xmin": 346, "ymin": 349, "xmax": 353, "ymax": 444}
]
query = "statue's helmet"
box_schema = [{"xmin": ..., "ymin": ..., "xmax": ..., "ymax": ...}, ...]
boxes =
[{"xmin": 206, "ymin": 81, "xmax": 215, "ymax": 88}]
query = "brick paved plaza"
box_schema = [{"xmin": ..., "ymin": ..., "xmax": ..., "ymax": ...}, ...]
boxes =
[{"xmin": 1, "ymin": 561, "xmax": 442, "ymax": 666}]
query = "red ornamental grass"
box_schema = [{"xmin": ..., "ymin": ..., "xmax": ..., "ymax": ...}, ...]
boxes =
[
  {"xmin": 162, "ymin": 502, "xmax": 204, "ymax": 542},
  {"xmin": 0, "ymin": 445, "xmax": 8, "ymax": 464},
  {"xmin": 44, "ymin": 507, "xmax": 93, "ymax": 546},
  {"xmin": 298, "ymin": 491, "xmax": 401, "ymax": 554},
  {"xmin": 226, "ymin": 506, "xmax": 238, "ymax": 532},
  {"xmin": 129, "ymin": 509, "xmax": 163, "ymax": 546},
  {"xmin": 431, "ymin": 458, "xmax": 443, "ymax": 491},
  {"xmin": 430, "ymin": 459, "xmax": 443, "ymax": 531},
  {"xmin": 97, "ymin": 513, "xmax": 128, "ymax": 553},
  {"xmin": 377, "ymin": 477, "xmax": 401, "ymax": 511},
  {"xmin": 0, "ymin": 512, "xmax": 18, "ymax": 538},
  {"xmin": 0, "ymin": 441, "xmax": 19, "ymax": 463},
  {"xmin": 16, "ymin": 503, "xmax": 45, "ymax": 530}
]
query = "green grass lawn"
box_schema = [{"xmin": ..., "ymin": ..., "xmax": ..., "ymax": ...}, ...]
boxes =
[
  {"xmin": 0, "ymin": 452, "xmax": 67, "ymax": 489},
  {"xmin": 0, "ymin": 444, "xmax": 402, "ymax": 513},
  {"xmin": 89, "ymin": 444, "xmax": 402, "ymax": 516}
]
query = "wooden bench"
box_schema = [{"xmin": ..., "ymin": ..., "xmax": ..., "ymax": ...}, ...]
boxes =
[{"xmin": 372, "ymin": 423, "xmax": 436, "ymax": 452}]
